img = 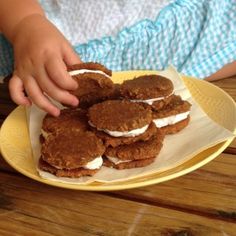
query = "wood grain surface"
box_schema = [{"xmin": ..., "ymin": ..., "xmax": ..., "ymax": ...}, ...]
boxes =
[
  {"xmin": 211, "ymin": 76, "xmax": 236, "ymax": 102},
  {"xmin": 0, "ymin": 171, "xmax": 236, "ymax": 236},
  {"xmin": 113, "ymin": 153, "xmax": 236, "ymax": 221}
]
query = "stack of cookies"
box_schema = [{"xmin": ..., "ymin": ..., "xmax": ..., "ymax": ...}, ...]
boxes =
[
  {"xmin": 38, "ymin": 62, "xmax": 191, "ymax": 178},
  {"xmin": 88, "ymin": 100, "xmax": 164, "ymax": 170},
  {"xmin": 120, "ymin": 75, "xmax": 191, "ymax": 134},
  {"xmin": 39, "ymin": 62, "xmax": 114, "ymax": 177},
  {"xmin": 39, "ymin": 109, "xmax": 105, "ymax": 177},
  {"xmin": 68, "ymin": 62, "xmax": 116, "ymax": 108}
]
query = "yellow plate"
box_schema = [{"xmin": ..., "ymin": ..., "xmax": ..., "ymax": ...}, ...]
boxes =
[{"xmin": 0, "ymin": 71, "xmax": 236, "ymax": 191}]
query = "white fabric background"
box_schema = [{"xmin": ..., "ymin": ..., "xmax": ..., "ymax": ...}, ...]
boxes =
[{"xmin": 39, "ymin": 0, "xmax": 173, "ymax": 44}]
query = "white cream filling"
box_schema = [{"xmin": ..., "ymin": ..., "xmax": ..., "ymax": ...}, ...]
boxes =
[
  {"xmin": 153, "ymin": 111, "xmax": 190, "ymax": 128},
  {"xmin": 69, "ymin": 69, "xmax": 111, "ymax": 79},
  {"xmin": 89, "ymin": 121, "xmax": 148, "ymax": 137},
  {"xmin": 42, "ymin": 155, "xmax": 103, "ymax": 170},
  {"xmin": 131, "ymin": 93, "xmax": 173, "ymax": 105},
  {"xmin": 84, "ymin": 156, "xmax": 103, "ymax": 170},
  {"xmin": 106, "ymin": 156, "xmax": 131, "ymax": 165}
]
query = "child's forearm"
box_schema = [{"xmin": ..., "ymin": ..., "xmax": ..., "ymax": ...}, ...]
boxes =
[
  {"xmin": 205, "ymin": 61, "xmax": 236, "ymax": 81},
  {"xmin": 0, "ymin": 0, "xmax": 44, "ymax": 42}
]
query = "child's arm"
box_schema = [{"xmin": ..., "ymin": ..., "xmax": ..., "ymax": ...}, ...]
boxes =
[
  {"xmin": 205, "ymin": 61, "xmax": 236, "ymax": 82},
  {"xmin": 0, "ymin": 0, "xmax": 44, "ymax": 40},
  {"xmin": 0, "ymin": 0, "xmax": 81, "ymax": 116}
]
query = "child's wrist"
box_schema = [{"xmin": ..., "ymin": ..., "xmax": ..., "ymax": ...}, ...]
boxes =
[{"xmin": 10, "ymin": 13, "xmax": 46, "ymax": 44}]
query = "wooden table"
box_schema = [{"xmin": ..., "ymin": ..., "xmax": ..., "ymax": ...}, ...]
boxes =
[{"xmin": 0, "ymin": 76, "xmax": 235, "ymax": 236}]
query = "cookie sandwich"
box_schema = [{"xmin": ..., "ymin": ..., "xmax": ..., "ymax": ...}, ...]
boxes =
[
  {"xmin": 103, "ymin": 130, "xmax": 164, "ymax": 169},
  {"xmin": 88, "ymin": 100, "xmax": 153, "ymax": 145},
  {"xmin": 120, "ymin": 74, "xmax": 174, "ymax": 110},
  {"xmin": 120, "ymin": 74, "xmax": 191, "ymax": 134},
  {"xmin": 68, "ymin": 62, "xmax": 115, "ymax": 108},
  {"xmin": 152, "ymin": 95, "xmax": 191, "ymax": 134},
  {"xmin": 41, "ymin": 108, "xmax": 88, "ymax": 140},
  {"xmin": 39, "ymin": 130, "xmax": 105, "ymax": 177},
  {"xmin": 88, "ymin": 100, "xmax": 165, "ymax": 169}
]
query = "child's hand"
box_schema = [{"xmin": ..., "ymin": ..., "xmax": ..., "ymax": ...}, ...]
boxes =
[{"xmin": 9, "ymin": 14, "xmax": 81, "ymax": 116}]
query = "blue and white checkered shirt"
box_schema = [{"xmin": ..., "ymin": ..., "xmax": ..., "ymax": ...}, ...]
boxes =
[{"xmin": 0, "ymin": 0, "xmax": 235, "ymax": 79}]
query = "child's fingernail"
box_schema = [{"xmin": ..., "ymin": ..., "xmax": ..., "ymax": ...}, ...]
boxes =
[
  {"xmin": 52, "ymin": 109, "xmax": 60, "ymax": 117},
  {"xmin": 71, "ymin": 98, "xmax": 79, "ymax": 106},
  {"xmin": 70, "ymin": 80, "xmax": 78, "ymax": 89}
]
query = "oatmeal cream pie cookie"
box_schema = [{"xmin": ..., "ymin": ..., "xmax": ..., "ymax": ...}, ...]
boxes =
[
  {"xmin": 120, "ymin": 74, "xmax": 174, "ymax": 110},
  {"xmin": 152, "ymin": 95, "xmax": 191, "ymax": 134},
  {"xmin": 68, "ymin": 62, "xmax": 115, "ymax": 108},
  {"xmin": 88, "ymin": 100, "xmax": 153, "ymax": 138},
  {"xmin": 41, "ymin": 108, "xmax": 88, "ymax": 142},
  {"xmin": 39, "ymin": 130, "xmax": 105, "ymax": 177},
  {"xmin": 103, "ymin": 130, "xmax": 164, "ymax": 170}
]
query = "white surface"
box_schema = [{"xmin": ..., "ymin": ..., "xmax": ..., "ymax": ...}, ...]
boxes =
[
  {"xmin": 153, "ymin": 111, "xmax": 190, "ymax": 128},
  {"xmin": 106, "ymin": 156, "xmax": 131, "ymax": 165},
  {"xmin": 69, "ymin": 69, "xmax": 111, "ymax": 78},
  {"xmin": 84, "ymin": 156, "xmax": 103, "ymax": 170},
  {"xmin": 89, "ymin": 121, "xmax": 149, "ymax": 137},
  {"xmin": 40, "ymin": 0, "xmax": 173, "ymax": 44},
  {"xmin": 131, "ymin": 93, "xmax": 173, "ymax": 105}
]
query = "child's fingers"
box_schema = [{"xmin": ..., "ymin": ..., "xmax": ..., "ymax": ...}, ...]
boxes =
[
  {"xmin": 9, "ymin": 74, "xmax": 31, "ymax": 106},
  {"xmin": 24, "ymin": 76, "xmax": 60, "ymax": 116},
  {"xmin": 45, "ymin": 57, "xmax": 78, "ymax": 90},
  {"xmin": 35, "ymin": 67, "xmax": 79, "ymax": 107},
  {"xmin": 63, "ymin": 45, "xmax": 82, "ymax": 66}
]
